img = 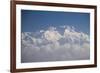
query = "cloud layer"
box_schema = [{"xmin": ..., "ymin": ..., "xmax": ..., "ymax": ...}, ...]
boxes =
[{"xmin": 21, "ymin": 26, "xmax": 90, "ymax": 63}]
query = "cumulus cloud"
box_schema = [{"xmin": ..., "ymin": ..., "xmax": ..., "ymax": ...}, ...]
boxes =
[
  {"xmin": 21, "ymin": 26, "xmax": 90, "ymax": 63},
  {"xmin": 44, "ymin": 27, "xmax": 62, "ymax": 42}
]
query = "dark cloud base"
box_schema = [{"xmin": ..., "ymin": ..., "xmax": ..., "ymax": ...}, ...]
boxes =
[{"xmin": 21, "ymin": 48, "xmax": 90, "ymax": 63}]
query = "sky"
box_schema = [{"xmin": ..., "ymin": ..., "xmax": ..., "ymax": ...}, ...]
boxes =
[
  {"xmin": 21, "ymin": 10, "xmax": 90, "ymax": 35},
  {"xmin": 21, "ymin": 10, "xmax": 90, "ymax": 63}
]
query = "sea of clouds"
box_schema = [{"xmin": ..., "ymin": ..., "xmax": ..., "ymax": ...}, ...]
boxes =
[{"xmin": 21, "ymin": 26, "xmax": 90, "ymax": 63}]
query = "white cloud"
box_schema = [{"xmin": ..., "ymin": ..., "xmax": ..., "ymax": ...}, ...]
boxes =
[
  {"xmin": 48, "ymin": 26, "xmax": 56, "ymax": 31},
  {"xmin": 21, "ymin": 26, "xmax": 90, "ymax": 63},
  {"xmin": 44, "ymin": 28, "xmax": 62, "ymax": 42},
  {"xmin": 40, "ymin": 30, "xmax": 44, "ymax": 33}
]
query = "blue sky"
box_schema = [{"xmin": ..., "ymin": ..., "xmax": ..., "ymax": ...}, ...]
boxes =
[{"xmin": 21, "ymin": 10, "xmax": 90, "ymax": 34}]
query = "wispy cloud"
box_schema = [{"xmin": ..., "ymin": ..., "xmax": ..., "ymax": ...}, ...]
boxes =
[{"xmin": 21, "ymin": 26, "xmax": 90, "ymax": 63}]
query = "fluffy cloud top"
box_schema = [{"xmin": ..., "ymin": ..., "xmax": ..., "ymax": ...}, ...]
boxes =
[
  {"xmin": 21, "ymin": 26, "xmax": 90, "ymax": 63},
  {"xmin": 44, "ymin": 27, "xmax": 62, "ymax": 42}
]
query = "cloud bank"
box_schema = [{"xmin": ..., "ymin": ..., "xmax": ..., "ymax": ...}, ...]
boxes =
[{"xmin": 21, "ymin": 26, "xmax": 90, "ymax": 63}]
